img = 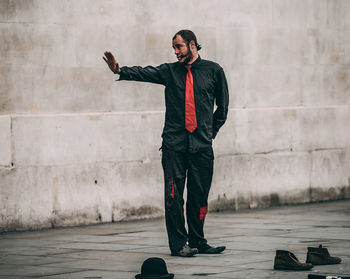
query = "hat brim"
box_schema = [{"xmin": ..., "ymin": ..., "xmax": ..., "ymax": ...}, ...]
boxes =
[{"xmin": 135, "ymin": 273, "xmax": 174, "ymax": 279}]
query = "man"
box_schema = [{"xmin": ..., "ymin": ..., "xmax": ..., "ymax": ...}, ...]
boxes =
[{"xmin": 103, "ymin": 30, "xmax": 229, "ymax": 257}]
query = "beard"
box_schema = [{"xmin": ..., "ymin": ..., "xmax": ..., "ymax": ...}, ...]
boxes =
[{"xmin": 182, "ymin": 46, "xmax": 193, "ymax": 64}]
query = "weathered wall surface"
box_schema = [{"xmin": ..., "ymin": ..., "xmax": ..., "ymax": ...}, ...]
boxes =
[{"xmin": 1, "ymin": 0, "xmax": 350, "ymax": 231}]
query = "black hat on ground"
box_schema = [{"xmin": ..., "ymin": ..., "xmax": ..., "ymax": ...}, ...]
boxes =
[{"xmin": 135, "ymin": 257, "xmax": 174, "ymax": 279}]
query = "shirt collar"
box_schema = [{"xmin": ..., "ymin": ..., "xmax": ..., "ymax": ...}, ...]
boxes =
[
  {"xmin": 180, "ymin": 55, "xmax": 201, "ymax": 69},
  {"xmin": 190, "ymin": 55, "xmax": 201, "ymax": 67}
]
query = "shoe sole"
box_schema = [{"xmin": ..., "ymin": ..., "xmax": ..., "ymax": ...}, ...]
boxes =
[
  {"xmin": 306, "ymin": 262, "xmax": 341, "ymax": 265},
  {"xmin": 198, "ymin": 246, "xmax": 226, "ymax": 254},
  {"xmin": 171, "ymin": 251, "xmax": 198, "ymax": 257},
  {"xmin": 274, "ymin": 264, "xmax": 313, "ymax": 271}
]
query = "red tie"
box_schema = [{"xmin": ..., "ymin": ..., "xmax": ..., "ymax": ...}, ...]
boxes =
[{"xmin": 185, "ymin": 65, "xmax": 197, "ymax": 133}]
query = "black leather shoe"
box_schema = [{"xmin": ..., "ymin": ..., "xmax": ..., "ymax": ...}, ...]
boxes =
[
  {"xmin": 171, "ymin": 244, "xmax": 198, "ymax": 257},
  {"xmin": 306, "ymin": 245, "xmax": 342, "ymax": 265},
  {"xmin": 194, "ymin": 243, "xmax": 226, "ymax": 254},
  {"xmin": 274, "ymin": 250, "xmax": 313, "ymax": 270}
]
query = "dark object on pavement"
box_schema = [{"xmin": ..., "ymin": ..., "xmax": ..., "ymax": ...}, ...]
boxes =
[
  {"xmin": 274, "ymin": 250, "xmax": 313, "ymax": 270},
  {"xmin": 308, "ymin": 274, "xmax": 350, "ymax": 279},
  {"xmin": 171, "ymin": 244, "xmax": 198, "ymax": 257},
  {"xmin": 192, "ymin": 243, "xmax": 226, "ymax": 254},
  {"xmin": 306, "ymin": 245, "xmax": 342, "ymax": 265},
  {"xmin": 135, "ymin": 257, "xmax": 174, "ymax": 279}
]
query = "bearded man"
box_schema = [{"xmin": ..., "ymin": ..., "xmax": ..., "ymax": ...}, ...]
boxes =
[{"xmin": 103, "ymin": 30, "xmax": 229, "ymax": 257}]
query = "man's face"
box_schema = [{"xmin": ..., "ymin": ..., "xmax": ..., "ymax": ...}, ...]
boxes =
[{"xmin": 172, "ymin": 35, "xmax": 192, "ymax": 64}]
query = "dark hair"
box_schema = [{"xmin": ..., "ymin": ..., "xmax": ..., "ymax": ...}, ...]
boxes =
[{"xmin": 172, "ymin": 29, "xmax": 202, "ymax": 51}]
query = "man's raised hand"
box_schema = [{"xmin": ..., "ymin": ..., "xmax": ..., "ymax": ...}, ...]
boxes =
[{"xmin": 103, "ymin": 51, "xmax": 120, "ymax": 74}]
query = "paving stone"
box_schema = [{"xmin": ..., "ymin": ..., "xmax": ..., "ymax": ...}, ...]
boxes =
[
  {"xmin": 51, "ymin": 250, "xmax": 155, "ymax": 261},
  {"xmin": 278, "ymin": 228, "xmax": 350, "ymax": 240},
  {"xmin": 0, "ymin": 264, "xmax": 85, "ymax": 277},
  {"xmin": 170, "ymin": 264, "xmax": 236, "ymax": 276},
  {"xmin": 0, "ymin": 246, "xmax": 85, "ymax": 257},
  {"xmin": 39, "ymin": 270, "xmax": 134, "ymax": 279},
  {"xmin": 126, "ymin": 246, "xmax": 171, "ymax": 255},
  {"xmin": 40, "ymin": 259, "xmax": 139, "ymax": 272},
  {"xmin": 207, "ymin": 269, "xmax": 312, "ymax": 278},
  {"xmin": 0, "ymin": 238, "xmax": 69, "ymax": 249},
  {"xmin": 45, "ymin": 242, "xmax": 150, "ymax": 251},
  {"xmin": 113, "ymin": 237, "xmax": 168, "ymax": 246},
  {"xmin": 0, "ymin": 276, "xmax": 33, "ymax": 279},
  {"xmin": 50, "ymin": 234, "xmax": 143, "ymax": 243},
  {"xmin": 0, "ymin": 255, "xmax": 81, "ymax": 266}
]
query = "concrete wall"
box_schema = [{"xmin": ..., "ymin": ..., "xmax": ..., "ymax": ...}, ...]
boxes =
[{"xmin": 1, "ymin": 0, "xmax": 350, "ymax": 231}]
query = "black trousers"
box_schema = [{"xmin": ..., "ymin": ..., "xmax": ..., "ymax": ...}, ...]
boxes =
[{"xmin": 161, "ymin": 147, "xmax": 214, "ymax": 253}]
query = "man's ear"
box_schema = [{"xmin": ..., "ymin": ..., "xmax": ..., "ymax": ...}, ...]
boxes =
[{"xmin": 189, "ymin": 40, "xmax": 196, "ymax": 50}]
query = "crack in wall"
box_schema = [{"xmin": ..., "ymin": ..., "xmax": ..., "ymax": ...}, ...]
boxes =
[{"xmin": 10, "ymin": 116, "xmax": 14, "ymax": 169}]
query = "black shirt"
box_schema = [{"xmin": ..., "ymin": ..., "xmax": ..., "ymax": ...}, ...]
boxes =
[{"xmin": 118, "ymin": 56, "xmax": 229, "ymax": 153}]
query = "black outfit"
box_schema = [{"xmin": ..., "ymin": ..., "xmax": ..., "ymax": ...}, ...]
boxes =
[{"xmin": 118, "ymin": 56, "xmax": 229, "ymax": 253}]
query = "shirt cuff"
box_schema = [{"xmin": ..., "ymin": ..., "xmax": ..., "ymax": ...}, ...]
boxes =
[{"xmin": 116, "ymin": 66, "xmax": 127, "ymax": 81}]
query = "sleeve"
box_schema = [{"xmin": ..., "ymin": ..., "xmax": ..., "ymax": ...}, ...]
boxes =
[
  {"xmin": 212, "ymin": 67, "xmax": 229, "ymax": 139},
  {"xmin": 117, "ymin": 63, "xmax": 169, "ymax": 86}
]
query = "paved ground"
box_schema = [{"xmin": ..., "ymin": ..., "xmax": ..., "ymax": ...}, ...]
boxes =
[{"xmin": 0, "ymin": 200, "xmax": 349, "ymax": 279}]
